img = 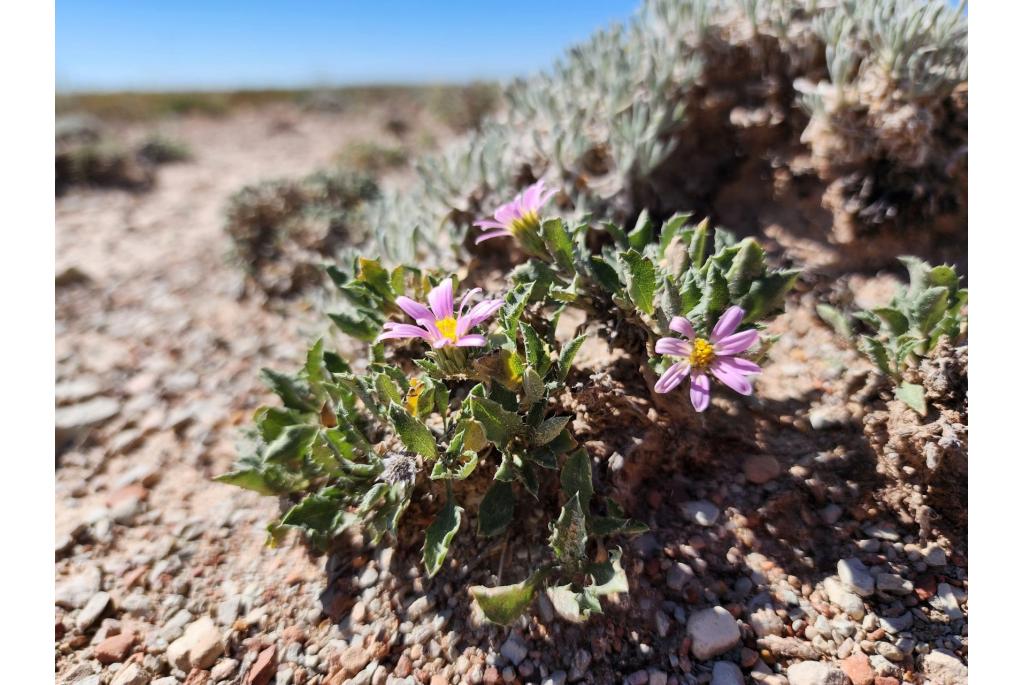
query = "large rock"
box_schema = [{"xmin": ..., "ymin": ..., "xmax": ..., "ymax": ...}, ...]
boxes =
[
  {"xmin": 55, "ymin": 397, "xmax": 120, "ymax": 446},
  {"xmin": 837, "ymin": 558, "xmax": 874, "ymax": 596},
  {"xmin": 787, "ymin": 661, "xmax": 851, "ymax": 685},
  {"xmin": 75, "ymin": 591, "xmax": 111, "ymax": 631},
  {"xmin": 923, "ymin": 650, "xmax": 968, "ymax": 685},
  {"xmin": 687, "ymin": 606, "xmax": 741, "ymax": 660},
  {"xmin": 56, "ymin": 566, "xmax": 102, "ymax": 609},
  {"xmin": 95, "ymin": 631, "xmax": 136, "ymax": 664},
  {"xmin": 823, "ymin": 577, "xmax": 865, "ymax": 620},
  {"xmin": 166, "ymin": 617, "xmax": 223, "ymax": 671},
  {"xmin": 840, "ymin": 653, "xmax": 875, "ymax": 685}
]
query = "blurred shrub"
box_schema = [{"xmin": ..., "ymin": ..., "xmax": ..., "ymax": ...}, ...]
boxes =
[
  {"xmin": 334, "ymin": 141, "xmax": 408, "ymax": 174},
  {"xmin": 55, "ymin": 117, "xmax": 193, "ymax": 195},
  {"xmin": 224, "ymin": 169, "xmax": 380, "ymax": 297},
  {"xmin": 56, "ymin": 140, "xmax": 155, "ymax": 195},
  {"xmin": 355, "ymin": 0, "xmax": 966, "ymax": 271},
  {"xmin": 425, "ymin": 82, "xmax": 501, "ymax": 133},
  {"xmin": 137, "ymin": 134, "xmax": 193, "ymax": 164}
]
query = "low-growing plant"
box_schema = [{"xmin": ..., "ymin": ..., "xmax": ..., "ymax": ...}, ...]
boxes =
[
  {"xmin": 817, "ymin": 257, "xmax": 966, "ymax": 414},
  {"xmin": 224, "ymin": 169, "xmax": 380, "ymax": 296},
  {"xmin": 137, "ymin": 134, "xmax": 193, "ymax": 164},
  {"xmin": 55, "ymin": 140, "xmax": 155, "ymax": 194},
  {"xmin": 335, "ymin": 141, "xmax": 408, "ymax": 174},
  {"xmin": 219, "ymin": 181, "xmax": 798, "ymax": 624}
]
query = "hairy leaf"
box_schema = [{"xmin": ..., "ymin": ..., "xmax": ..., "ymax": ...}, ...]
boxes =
[
  {"xmin": 895, "ymin": 381, "xmax": 927, "ymax": 416},
  {"xmin": 621, "ymin": 249, "xmax": 657, "ymax": 315},
  {"xmin": 423, "ymin": 497, "xmax": 463, "ymax": 577},
  {"xmin": 560, "ymin": 448, "xmax": 593, "ymax": 512},
  {"xmin": 478, "ymin": 480, "xmax": 516, "ymax": 537},
  {"xmin": 387, "ymin": 403, "xmax": 438, "ymax": 459},
  {"xmin": 469, "ymin": 570, "xmax": 546, "ymax": 626}
]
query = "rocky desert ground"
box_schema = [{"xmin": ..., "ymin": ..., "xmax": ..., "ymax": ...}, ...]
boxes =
[{"xmin": 55, "ymin": 102, "xmax": 967, "ymax": 685}]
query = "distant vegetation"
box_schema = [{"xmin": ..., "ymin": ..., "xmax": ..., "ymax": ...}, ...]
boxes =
[{"xmin": 55, "ymin": 83, "xmax": 499, "ymax": 126}]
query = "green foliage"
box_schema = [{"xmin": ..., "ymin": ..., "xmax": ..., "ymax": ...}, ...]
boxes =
[
  {"xmin": 506, "ymin": 214, "xmax": 796, "ymax": 353},
  {"xmin": 221, "ymin": 213, "xmax": 786, "ymax": 623},
  {"xmin": 817, "ymin": 257, "xmax": 966, "ymax": 415}
]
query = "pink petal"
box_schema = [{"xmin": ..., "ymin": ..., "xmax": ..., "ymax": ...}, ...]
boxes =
[
  {"xmin": 711, "ymin": 306, "xmax": 745, "ymax": 342},
  {"xmin": 454, "ymin": 334, "xmax": 488, "ymax": 347},
  {"xmin": 428, "ymin": 278, "xmax": 454, "ymax": 320},
  {"xmin": 669, "ymin": 316, "xmax": 696, "ymax": 339},
  {"xmin": 522, "ymin": 181, "xmax": 542, "ymax": 209},
  {"xmin": 654, "ymin": 337, "xmax": 691, "ymax": 357},
  {"xmin": 710, "ymin": 360, "xmax": 753, "ymax": 396},
  {"xmin": 474, "ymin": 219, "xmax": 507, "ymax": 229},
  {"xmin": 714, "ymin": 355, "xmax": 761, "ymax": 376},
  {"xmin": 395, "ymin": 296, "xmax": 434, "ymax": 323},
  {"xmin": 689, "ymin": 372, "xmax": 711, "ymax": 412},
  {"xmin": 475, "ymin": 229, "xmax": 512, "ymax": 244},
  {"xmin": 458, "ymin": 299, "xmax": 503, "ymax": 335},
  {"xmin": 457, "ymin": 287, "xmax": 482, "ymax": 317},
  {"xmin": 537, "ymin": 187, "xmax": 557, "ymax": 207},
  {"xmin": 713, "ymin": 329, "xmax": 759, "ymax": 356},
  {"xmin": 654, "ymin": 361, "xmax": 690, "ymax": 393},
  {"xmin": 494, "ymin": 201, "xmax": 517, "ymax": 225},
  {"xmin": 375, "ymin": 324, "xmax": 430, "ymax": 342}
]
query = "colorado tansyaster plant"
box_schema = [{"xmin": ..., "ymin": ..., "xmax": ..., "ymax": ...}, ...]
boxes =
[
  {"xmin": 220, "ymin": 181, "xmax": 799, "ymax": 626},
  {"xmin": 817, "ymin": 256, "xmax": 967, "ymax": 414}
]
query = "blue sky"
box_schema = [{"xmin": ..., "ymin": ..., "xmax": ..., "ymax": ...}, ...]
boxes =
[{"xmin": 57, "ymin": 0, "xmax": 641, "ymax": 92}]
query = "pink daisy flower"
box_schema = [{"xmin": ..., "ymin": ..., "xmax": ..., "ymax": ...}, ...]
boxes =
[
  {"xmin": 653, "ymin": 306, "xmax": 762, "ymax": 412},
  {"xmin": 376, "ymin": 278, "xmax": 502, "ymax": 349},
  {"xmin": 473, "ymin": 180, "xmax": 557, "ymax": 244}
]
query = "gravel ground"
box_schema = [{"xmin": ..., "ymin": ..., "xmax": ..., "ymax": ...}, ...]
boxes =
[{"xmin": 55, "ymin": 107, "xmax": 967, "ymax": 685}]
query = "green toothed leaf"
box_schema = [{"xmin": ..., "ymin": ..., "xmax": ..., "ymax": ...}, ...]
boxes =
[
  {"xmin": 549, "ymin": 492, "xmax": 587, "ymax": 569},
  {"xmin": 423, "ymin": 497, "xmax": 463, "ymax": 577},
  {"xmin": 621, "ymin": 249, "xmax": 657, "ymax": 316},
  {"xmin": 816, "ymin": 304, "xmax": 853, "ymax": 340},
  {"xmin": 469, "ymin": 570, "xmax": 547, "ymax": 626},
  {"xmin": 894, "ymin": 381, "xmax": 927, "ymax": 416},
  {"xmin": 532, "ymin": 415, "xmax": 571, "ymax": 446},
  {"xmin": 560, "ymin": 448, "xmax": 593, "ymax": 513},
  {"xmin": 478, "ymin": 480, "xmax": 516, "ymax": 537},
  {"xmin": 542, "ymin": 218, "xmax": 576, "ymax": 273},
  {"xmin": 387, "ymin": 403, "xmax": 438, "ymax": 460},
  {"xmin": 557, "ymin": 334, "xmax": 587, "ymax": 382}
]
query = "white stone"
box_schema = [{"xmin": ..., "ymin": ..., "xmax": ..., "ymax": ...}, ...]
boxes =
[
  {"xmin": 750, "ymin": 607, "xmax": 784, "ymax": 637},
  {"xmin": 837, "ymin": 558, "xmax": 874, "ymax": 596},
  {"xmin": 686, "ymin": 606, "xmax": 740, "ymax": 660},
  {"xmin": 110, "ymin": 663, "xmax": 150, "ymax": 685},
  {"xmin": 166, "ymin": 616, "xmax": 223, "ymax": 671},
  {"xmin": 923, "ymin": 649, "xmax": 968, "ymax": 685},
  {"xmin": 786, "ymin": 660, "xmax": 850, "ymax": 685},
  {"xmin": 682, "ymin": 500, "xmax": 720, "ymax": 526},
  {"xmin": 823, "ymin": 577, "xmax": 865, "ymax": 620}
]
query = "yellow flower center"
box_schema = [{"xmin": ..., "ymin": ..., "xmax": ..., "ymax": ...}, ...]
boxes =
[
  {"xmin": 688, "ymin": 338, "xmax": 715, "ymax": 371},
  {"xmin": 435, "ymin": 316, "xmax": 459, "ymax": 342},
  {"xmin": 510, "ymin": 211, "xmax": 540, "ymax": 236}
]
